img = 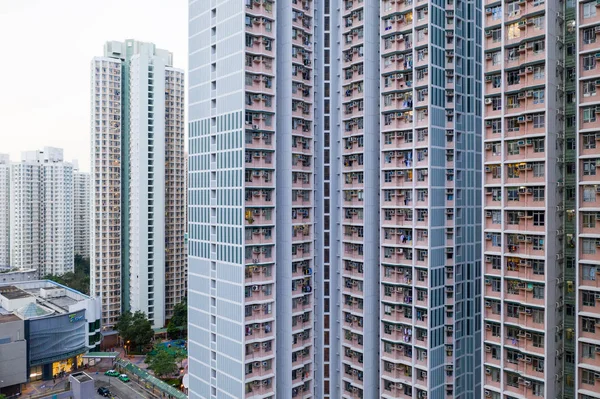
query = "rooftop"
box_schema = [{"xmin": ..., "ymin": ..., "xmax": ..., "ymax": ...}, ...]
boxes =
[
  {"xmin": 0, "ymin": 314, "xmax": 22, "ymax": 324},
  {"xmin": 0, "ymin": 281, "xmax": 93, "ymax": 319},
  {"xmin": 70, "ymin": 372, "xmax": 93, "ymax": 383},
  {"xmin": 0, "ymin": 286, "xmax": 32, "ymax": 300}
]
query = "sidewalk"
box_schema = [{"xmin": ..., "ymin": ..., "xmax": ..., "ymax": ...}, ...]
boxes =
[{"xmin": 21, "ymin": 375, "xmax": 69, "ymax": 398}]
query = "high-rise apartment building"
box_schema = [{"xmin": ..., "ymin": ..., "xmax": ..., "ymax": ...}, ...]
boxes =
[
  {"xmin": 91, "ymin": 40, "xmax": 186, "ymax": 331},
  {"xmin": 73, "ymin": 163, "xmax": 91, "ymax": 259},
  {"xmin": 9, "ymin": 148, "xmax": 74, "ymax": 277},
  {"xmin": 0, "ymin": 154, "xmax": 10, "ymax": 267},
  {"xmin": 481, "ymin": 0, "xmax": 566, "ymax": 396},
  {"xmin": 188, "ymin": 0, "xmax": 482, "ymax": 398}
]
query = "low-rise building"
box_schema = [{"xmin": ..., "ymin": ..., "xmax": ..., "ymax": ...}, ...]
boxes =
[
  {"xmin": 0, "ymin": 280, "xmax": 101, "ymax": 386},
  {"xmin": 0, "ymin": 314, "xmax": 27, "ymax": 397},
  {"xmin": 0, "ymin": 267, "xmax": 38, "ymax": 284}
]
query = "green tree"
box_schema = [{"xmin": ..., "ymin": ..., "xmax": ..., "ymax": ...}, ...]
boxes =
[
  {"xmin": 170, "ymin": 297, "xmax": 187, "ymax": 328},
  {"xmin": 146, "ymin": 346, "xmax": 178, "ymax": 378},
  {"xmin": 43, "ymin": 255, "xmax": 90, "ymax": 295},
  {"xmin": 116, "ymin": 311, "xmax": 154, "ymax": 353},
  {"xmin": 0, "ymin": 394, "xmax": 7, "ymax": 399},
  {"xmin": 167, "ymin": 321, "xmax": 179, "ymax": 339}
]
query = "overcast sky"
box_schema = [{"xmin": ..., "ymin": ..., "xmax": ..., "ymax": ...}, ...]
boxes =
[{"xmin": 0, "ymin": 0, "xmax": 187, "ymax": 172}]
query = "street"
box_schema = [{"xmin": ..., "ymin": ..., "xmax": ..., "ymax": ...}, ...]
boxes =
[{"xmin": 93, "ymin": 373, "xmax": 155, "ymax": 399}]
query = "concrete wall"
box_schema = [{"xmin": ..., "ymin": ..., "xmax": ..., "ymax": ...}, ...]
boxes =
[{"xmin": 0, "ymin": 319, "xmax": 27, "ymax": 388}]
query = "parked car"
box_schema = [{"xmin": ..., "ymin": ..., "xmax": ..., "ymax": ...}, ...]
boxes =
[
  {"xmin": 119, "ymin": 374, "xmax": 130, "ymax": 382},
  {"xmin": 104, "ymin": 370, "xmax": 119, "ymax": 377},
  {"xmin": 97, "ymin": 387, "xmax": 110, "ymax": 397}
]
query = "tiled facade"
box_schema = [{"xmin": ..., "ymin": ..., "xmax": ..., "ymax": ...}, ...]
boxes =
[
  {"xmin": 73, "ymin": 169, "xmax": 91, "ymax": 259},
  {"xmin": 0, "ymin": 154, "xmax": 9, "ymax": 267},
  {"xmin": 91, "ymin": 55, "xmax": 124, "ymax": 329},
  {"xmin": 189, "ymin": 0, "xmax": 482, "ymax": 398},
  {"xmin": 482, "ymin": 0, "xmax": 565, "ymax": 397},
  {"xmin": 91, "ymin": 40, "xmax": 186, "ymax": 330},
  {"xmin": 164, "ymin": 68, "xmax": 187, "ymax": 320},
  {"xmin": 9, "ymin": 148, "xmax": 74, "ymax": 278}
]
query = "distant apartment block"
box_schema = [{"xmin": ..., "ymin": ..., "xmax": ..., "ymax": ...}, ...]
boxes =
[
  {"xmin": 73, "ymin": 163, "xmax": 91, "ymax": 259},
  {"xmin": 0, "ymin": 154, "xmax": 9, "ymax": 267},
  {"xmin": 91, "ymin": 40, "xmax": 186, "ymax": 331},
  {"xmin": 9, "ymin": 148, "xmax": 74, "ymax": 278}
]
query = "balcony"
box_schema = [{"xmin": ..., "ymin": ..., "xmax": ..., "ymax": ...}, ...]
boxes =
[
  {"xmin": 245, "ymin": 304, "xmax": 275, "ymax": 323},
  {"xmin": 245, "ymin": 55, "xmax": 274, "ymax": 75},
  {"xmin": 381, "ymin": 0, "xmax": 413, "ymax": 16},
  {"xmin": 244, "ymin": 321, "xmax": 273, "ymax": 342}
]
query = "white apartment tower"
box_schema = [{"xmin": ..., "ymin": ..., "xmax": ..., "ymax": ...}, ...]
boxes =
[
  {"xmin": 9, "ymin": 147, "xmax": 74, "ymax": 277},
  {"xmin": 0, "ymin": 154, "xmax": 10, "ymax": 266},
  {"xmin": 73, "ymin": 163, "xmax": 91, "ymax": 259},
  {"xmin": 91, "ymin": 40, "xmax": 186, "ymax": 330}
]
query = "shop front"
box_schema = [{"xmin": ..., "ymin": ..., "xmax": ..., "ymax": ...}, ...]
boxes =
[{"xmin": 26, "ymin": 310, "xmax": 88, "ymax": 381}]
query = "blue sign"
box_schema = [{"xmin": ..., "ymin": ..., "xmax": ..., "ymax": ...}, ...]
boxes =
[{"xmin": 69, "ymin": 313, "xmax": 84, "ymax": 323}]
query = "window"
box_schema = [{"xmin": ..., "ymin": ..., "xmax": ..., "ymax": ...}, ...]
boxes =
[
  {"xmin": 584, "ymin": 80, "xmax": 598, "ymax": 97},
  {"xmin": 532, "ymin": 163, "xmax": 544, "ymax": 177},
  {"xmin": 533, "ymin": 138, "xmax": 544, "ymax": 153},
  {"xmin": 532, "ymin": 260, "xmax": 544, "ymax": 275},
  {"xmin": 584, "ymin": 1, "xmax": 597, "ymax": 18},
  {"xmin": 584, "ymin": 238, "xmax": 597, "ymax": 255},
  {"xmin": 532, "ymin": 40, "xmax": 545, "ymax": 53},
  {"xmin": 583, "ymin": 290, "xmax": 597, "ymax": 306},
  {"xmin": 532, "ymin": 211, "xmax": 545, "ymax": 226},
  {"xmin": 492, "ymin": 51, "xmax": 501, "ymax": 66},
  {"xmin": 532, "ymin": 237, "xmax": 544, "ymax": 251},
  {"xmin": 492, "ymin": 119, "xmax": 501, "ymax": 133},
  {"xmin": 491, "ymin": 28, "xmax": 501, "ymax": 42},
  {"xmin": 506, "ymin": 71, "xmax": 520, "ymax": 86},
  {"xmin": 583, "ymin": 54, "xmax": 597, "ymax": 71},
  {"xmin": 492, "ymin": 279, "xmax": 501, "ymax": 292},
  {"xmin": 492, "ymin": 97, "xmax": 502, "ymax": 111},
  {"xmin": 583, "ymin": 133, "xmax": 597, "ymax": 149},
  {"xmin": 507, "ymin": 141, "xmax": 520, "ymax": 155},
  {"xmin": 583, "ymin": 213, "xmax": 597, "ymax": 228},
  {"xmin": 532, "ymin": 332, "xmax": 544, "ymax": 347},
  {"xmin": 583, "ymin": 317, "xmax": 596, "ymax": 333},
  {"xmin": 533, "ymin": 89, "xmax": 544, "ymax": 104},
  {"xmin": 506, "ymin": 94, "xmax": 520, "ymax": 109},
  {"xmin": 532, "ymin": 309, "xmax": 544, "ymax": 324},
  {"xmin": 531, "ymin": 16, "xmax": 544, "ymax": 29},
  {"xmin": 582, "ymin": 369, "xmax": 596, "ymax": 385},
  {"xmin": 533, "ymin": 65, "xmax": 545, "ymax": 80},
  {"xmin": 507, "ymin": 22, "xmax": 521, "ymax": 39},
  {"xmin": 584, "ymin": 186, "xmax": 597, "ymax": 202},
  {"xmin": 584, "ymin": 159, "xmax": 597, "ymax": 175},
  {"xmin": 532, "ymin": 186, "xmax": 544, "ymax": 201},
  {"xmin": 491, "ymin": 5, "xmax": 502, "ymax": 19},
  {"xmin": 584, "ymin": 27, "xmax": 597, "ymax": 45},
  {"xmin": 532, "ymin": 113, "xmax": 544, "ymax": 128},
  {"xmin": 582, "ymin": 343, "xmax": 596, "ymax": 359},
  {"xmin": 583, "ymin": 264, "xmax": 597, "ymax": 280}
]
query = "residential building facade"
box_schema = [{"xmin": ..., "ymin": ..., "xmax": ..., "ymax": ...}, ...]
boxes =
[
  {"xmin": 482, "ymin": 1, "xmax": 565, "ymax": 397},
  {"xmin": 9, "ymin": 148, "xmax": 74, "ymax": 278},
  {"xmin": 91, "ymin": 40, "xmax": 186, "ymax": 331},
  {"xmin": 73, "ymin": 164, "xmax": 91, "ymax": 259},
  {"xmin": 188, "ymin": 0, "xmax": 482, "ymax": 398},
  {"xmin": 0, "ymin": 154, "xmax": 9, "ymax": 267}
]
